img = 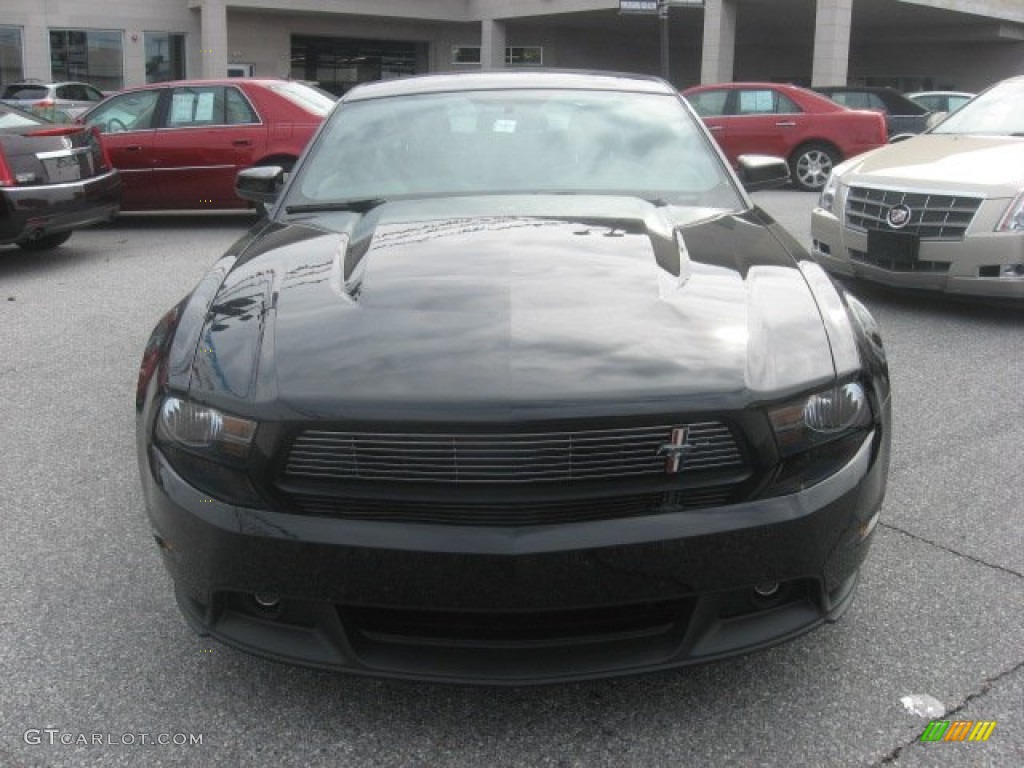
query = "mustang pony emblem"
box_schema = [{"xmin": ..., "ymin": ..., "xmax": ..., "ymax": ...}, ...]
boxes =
[{"xmin": 657, "ymin": 427, "xmax": 694, "ymax": 474}]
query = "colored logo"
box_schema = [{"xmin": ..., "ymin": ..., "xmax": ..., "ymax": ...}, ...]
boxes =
[
  {"xmin": 887, "ymin": 204, "xmax": 913, "ymax": 229},
  {"xmin": 920, "ymin": 720, "xmax": 996, "ymax": 742},
  {"xmin": 657, "ymin": 427, "xmax": 692, "ymax": 474}
]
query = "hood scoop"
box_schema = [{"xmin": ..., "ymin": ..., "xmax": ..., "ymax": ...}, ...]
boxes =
[{"xmin": 331, "ymin": 204, "xmax": 691, "ymax": 307}]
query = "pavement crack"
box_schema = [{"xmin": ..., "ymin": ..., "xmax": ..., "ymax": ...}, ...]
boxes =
[
  {"xmin": 879, "ymin": 521, "xmax": 1023, "ymax": 579},
  {"xmin": 874, "ymin": 659, "xmax": 1024, "ymax": 766}
]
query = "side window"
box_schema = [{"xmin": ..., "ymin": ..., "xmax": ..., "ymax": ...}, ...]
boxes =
[
  {"xmin": 85, "ymin": 85, "xmax": 105, "ymax": 102},
  {"xmin": 168, "ymin": 86, "xmax": 226, "ymax": 127},
  {"xmin": 57, "ymin": 85, "xmax": 80, "ymax": 100},
  {"xmin": 775, "ymin": 93, "xmax": 801, "ymax": 114},
  {"xmin": 687, "ymin": 90, "xmax": 729, "ymax": 117},
  {"xmin": 225, "ymin": 87, "xmax": 258, "ymax": 124},
  {"xmin": 830, "ymin": 92, "xmax": 863, "ymax": 109},
  {"xmin": 736, "ymin": 90, "xmax": 775, "ymax": 115},
  {"xmin": 88, "ymin": 90, "xmax": 161, "ymax": 133},
  {"xmin": 866, "ymin": 93, "xmax": 888, "ymax": 112}
]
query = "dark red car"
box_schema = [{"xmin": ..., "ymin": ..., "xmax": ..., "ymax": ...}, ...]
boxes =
[
  {"xmin": 682, "ymin": 82, "xmax": 888, "ymax": 191},
  {"xmin": 79, "ymin": 79, "xmax": 335, "ymax": 210}
]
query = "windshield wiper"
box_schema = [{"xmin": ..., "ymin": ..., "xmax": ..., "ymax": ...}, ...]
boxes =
[{"xmin": 285, "ymin": 198, "xmax": 387, "ymax": 214}]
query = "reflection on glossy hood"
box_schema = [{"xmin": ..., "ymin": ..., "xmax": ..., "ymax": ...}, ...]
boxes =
[
  {"xmin": 837, "ymin": 135, "xmax": 1024, "ymax": 195},
  {"xmin": 190, "ymin": 197, "xmax": 837, "ymax": 420}
]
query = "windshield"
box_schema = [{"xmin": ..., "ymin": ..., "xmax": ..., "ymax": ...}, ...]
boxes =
[
  {"xmin": 931, "ymin": 79, "xmax": 1024, "ymax": 136},
  {"xmin": 286, "ymin": 88, "xmax": 740, "ymax": 209}
]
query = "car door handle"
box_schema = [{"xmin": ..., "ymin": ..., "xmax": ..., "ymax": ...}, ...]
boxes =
[
  {"xmin": 708, "ymin": 125, "xmax": 724, "ymax": 131},
  {"xmin": 775, "ymin": 121, "xmax": 797, "ymax": 127},
  {"xmin": 123, "ymin": 145, "xmax": 143, "ymax": 152},
  {"xmin": 232, "ymin": 139, "xmax": 252, "ymax": 146}
]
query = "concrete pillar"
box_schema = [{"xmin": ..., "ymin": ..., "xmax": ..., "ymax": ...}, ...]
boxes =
[
  {"xmin": 811, "ymin": 0, "xmax": 852, "ymax": 87},
  {"xmin": 701, "ymin": 0, "xmax": 737, "ymax": 84},
  {"xmin": 199, "ymin": 0, "xmax": 229, "ymax": 79},
  {"xmin": 481, "ymin": 19, "xmax": 507, "ymax": 70}
]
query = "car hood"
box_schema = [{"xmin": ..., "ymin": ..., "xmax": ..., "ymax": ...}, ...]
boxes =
[
  {"xmin": 837, "ymin": 134, "xmax": 1024, "ymax": 196},
  {"xmin": 190, "ymin": 197, "xmax": 837, "ymax": 421}
]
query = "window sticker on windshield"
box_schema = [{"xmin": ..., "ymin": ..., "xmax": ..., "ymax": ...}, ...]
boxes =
[
  {"xmin": 739, "ymin": 91, "xmax": 773, "ymax": 113},
  {"xmin": 170, "ymin": 94, "xmax": 195, "ymax": 123},
  {"xmin": 195, "ymin": 92, "xmax": 216, "ymax": 121},
  {"xmin": 493, "ymin": 119, "xmax": 517, "ymax": 133}
]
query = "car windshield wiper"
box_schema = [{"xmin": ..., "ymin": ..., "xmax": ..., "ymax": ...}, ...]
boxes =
[{"xmin": 284, "ymin": 198, "xmax": 387, "ymax": 214}]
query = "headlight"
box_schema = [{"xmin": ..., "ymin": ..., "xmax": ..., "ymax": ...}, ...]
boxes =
[
  {"xmin": 156, "ymin": 397, "xmax": 256, "ymax": 460},
  {"xmin": 765, "ymin": 381, "xmax": 874, "ymax": 495},
  {"xmin": 152, "ymin": 397, "xmax": 263, "ymax": 506},
  {"xmin": 768, "ymin": 382, "xmax": 871, "ymax": 458},
  {"xmin": 818, "ymin": 173, "xmax": 840, "ymax": 214},
  {"xmin": 996, "ymin": 191, "xmax": 1024, "ymax": 232}
]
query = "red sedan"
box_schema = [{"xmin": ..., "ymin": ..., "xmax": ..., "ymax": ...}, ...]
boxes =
[
  {"xmin": 682, "ymin": 82, "xmax": 887, "ymax": 191},
  {"xmin": 79, "ymin": 78, "xmax": 335, "ymax": 210}
]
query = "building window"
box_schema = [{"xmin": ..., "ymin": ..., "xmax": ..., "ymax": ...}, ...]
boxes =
[
  {"xmin": 452, "ymin": 46, "xmax": 481, "ymax": 65},
  {"xmin": 145, "ymin": 32, "xmax": 185, "ymax": 83},
  {"xmin": 49, "ymin": 29, "xmax": 123, "ymax": 91},
  {"xmin": 451, "ymin": 46, "xmax": 544, "ymax": 66},
  {"xmin": 506, "ymin": 46, "xmax": 543, "ymax": 66},
  {"xmin": 291, "ymin": 36, "xmax": 426, "ymax": 97},
  {"xmin": 0, "ymin": 27, "xmax": 24, "ymax": 85}
]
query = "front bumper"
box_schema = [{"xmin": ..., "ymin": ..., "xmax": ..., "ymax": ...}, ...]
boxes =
[
  {"xmin": 811, "ymin": 204, "xmax": 1024, "ymax": 299},
  {"xmin": 0, "ymin": 169, "xmax": 121, "ymax": 245},
  {"xmin": 141, "ymin": 426, "xmax": 888, "ymax": 684}
]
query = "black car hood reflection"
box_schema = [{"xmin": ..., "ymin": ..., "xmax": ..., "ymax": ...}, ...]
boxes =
[{"xmin": 190, "ymin": 197, "xmax": 836, "ymax": 420}]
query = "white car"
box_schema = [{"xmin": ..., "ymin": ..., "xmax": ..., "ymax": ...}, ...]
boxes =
[
  {"xmin": 0, "ymin": 80, "xmax": 107, "ymax": 119},
  {"xmin": 811, "ymin": 76, "xmax": 1023, "ymax": 299}
]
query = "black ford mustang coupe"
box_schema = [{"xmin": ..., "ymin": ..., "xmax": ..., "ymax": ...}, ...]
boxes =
[{"xmin": 136, "ymin": 71, "xmax": 891, "ymax": 683}]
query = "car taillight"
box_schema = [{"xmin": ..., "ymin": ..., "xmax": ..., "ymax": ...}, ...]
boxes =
[
  {"xmin": 0, "ymin": 148, "xmax": 13, "ymax": 186},
  {"xmin": 33, "ymin": 99, "xmax": 55, "ymax": 108},
  {"xmin": 92, "ymin": 126, "xmax": 113, "ymax": 170}
]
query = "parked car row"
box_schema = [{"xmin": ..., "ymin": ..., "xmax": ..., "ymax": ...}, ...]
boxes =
[
  {"xmin": 5, "ymin": 72, "xmax": 1015, "ymax": 302},
  {"xmin": 682, "ymin": 82, "xmax": 889, "ymax": 192}
]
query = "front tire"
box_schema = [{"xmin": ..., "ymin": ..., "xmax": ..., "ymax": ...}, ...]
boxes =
[
  {"xmin": 789, "ymin": 143, "xmax": 839, "ymax": 192},
  {"xmin": 18, "ymin": 231, "xmax": 72, "ymax": 252}
]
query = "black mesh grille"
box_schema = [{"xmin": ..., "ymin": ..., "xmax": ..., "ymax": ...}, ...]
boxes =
[{"xmin": 284, "ymin": 487, "xmax": 739, "ymax": 526}]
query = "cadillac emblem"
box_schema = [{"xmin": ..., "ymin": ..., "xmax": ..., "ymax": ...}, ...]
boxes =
[{"xmin": 886, "ymin": 204, "xmax": 912, "ymax": 229}]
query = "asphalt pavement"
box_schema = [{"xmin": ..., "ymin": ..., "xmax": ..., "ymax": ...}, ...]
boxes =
[{"xmin": 0, "ymin": 195, "xmax": 1021, "ymax": 767}]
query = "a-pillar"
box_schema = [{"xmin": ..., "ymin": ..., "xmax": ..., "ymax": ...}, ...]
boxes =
[
  {"xmin": 701, "ymin": 0, "xmax": 737, "ymax": 84},
  {"xmin": 199, "ymin": 0, "xmax": 229, "ymax": 79},
  {"xmin": 481, "ymin": 19, "xmax": 507, "ymax": 70},
  {"xmin": 811, "ymin": 0, "xmax": 852, "ymax": 87}
]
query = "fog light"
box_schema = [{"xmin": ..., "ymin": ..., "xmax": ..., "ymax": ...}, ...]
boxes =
[
  {"xmin": 253, "ymin": 592, "xmax": 281, "ymax": 610},
  {"xmin": 754, "ymin": 582, "xmax": 780, "ymax": 597}
]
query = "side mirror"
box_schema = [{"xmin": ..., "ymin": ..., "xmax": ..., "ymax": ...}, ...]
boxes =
[
  {"xmin": 736, "ymin": 154, "xmax": 790, "ymax": 192},
  {"xmin": 236, "ymin": 165, "xmax": 285, "ymax": 204}
]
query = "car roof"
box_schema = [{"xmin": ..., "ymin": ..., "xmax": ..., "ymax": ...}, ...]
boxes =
[
  {"xmin": 112, "ymin": 77, "xmax": 296, "ymax": 93},
  {"xmin": 342, "ymin": 70, "xmax": 674, "ymax": 101}
]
